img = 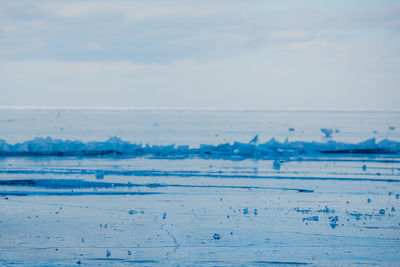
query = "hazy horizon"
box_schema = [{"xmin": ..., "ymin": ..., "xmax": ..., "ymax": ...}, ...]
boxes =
[{"xmin": 1, "ymin": 105, "xmax": 400, "ymax": 112}]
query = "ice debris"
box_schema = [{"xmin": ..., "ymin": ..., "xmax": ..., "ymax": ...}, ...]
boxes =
[
  {"xmin": 329, "ymin": 216, "xmax": 339, "ymax": 229},
  {"xmin": 303, "ymin": 216, "xmax": 319, "ymax": 222},
  {"xmin": 95, "ymin": 170, "xmax": 104, "ymax": 179},
  {"xmin": 273, "ymin": 159, "xmax": 281, "ymax": 170},
  {"xmin": 317, "ymin": 206, "xmax": 335, "ymax": 213},
  {"xmin": 362, "ymin": 164, "xmax": 367, "ymax": 171},
  {"xmin": 249, "ymin": 135, "xmax": 259, "ymax": 145},
  {"xmin": 347, "ymin": 212, "xmax": 362, "ymax": 220},
  {"xmin": 213, "ymin": 233, "xmax": 221, "ymax": 240},
  {"xmin": 321, "ymin": 128, "xmax": 333, "ymax": 138},
  {"xmin": 0, "ymin": 136, "xmax": 399, "ymax": 158},
  {"xmin": 295, "ymin": 207, "xmax": 311, "ymax": 214}
]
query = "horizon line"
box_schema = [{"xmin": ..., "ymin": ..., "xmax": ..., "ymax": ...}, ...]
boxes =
[{"xmin": 0, "ymin": 106, "xmax": 400, "ymax": 112}]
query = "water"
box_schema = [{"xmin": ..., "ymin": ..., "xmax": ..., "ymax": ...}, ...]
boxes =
[{"xmin": 0, "ymin": 108, "xmax": 399, "ymax": 266}]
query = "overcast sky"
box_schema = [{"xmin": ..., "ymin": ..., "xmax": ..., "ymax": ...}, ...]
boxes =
[{"xmin": 0, "ymin": 0, "xmax": 399, "ymax": 109}]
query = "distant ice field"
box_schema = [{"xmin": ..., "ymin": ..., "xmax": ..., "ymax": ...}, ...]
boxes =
[
  {"xmin": 1, "ymin": 108, "xmax": 399, "ymax": 144},
  {"xmin": 0, "ymin": 108, "xmax": 399, "ymax": 266}
]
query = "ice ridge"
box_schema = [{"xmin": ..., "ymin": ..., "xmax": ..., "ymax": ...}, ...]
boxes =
[{"xmin": 0, "ymin": 137, "xmax": 399, "ymax": 158}]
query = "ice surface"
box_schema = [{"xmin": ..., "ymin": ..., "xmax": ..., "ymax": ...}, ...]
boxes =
[
  {"xmin": 0, "ymin": 110, "xmax": 399, "ymax": 266},
  {"xmin": 1, "ymin": 154, "xmax": 400, "ymax": 266}
]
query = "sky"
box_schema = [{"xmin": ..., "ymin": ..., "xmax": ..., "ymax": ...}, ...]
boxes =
[{"xmin": 0, "ymin": 0, "xmax": 400, "ymax": 109}]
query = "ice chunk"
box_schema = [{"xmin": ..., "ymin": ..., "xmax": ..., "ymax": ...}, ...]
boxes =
[
  {"xmin": 362, "ymin": 164, "xmax": 367, "ymax": 171},
  {"xmin": 321, "ymin": 128, "xmax": 333, "ymax": 138},
  {"xmin": 249, "ymin": 135, "xmax": 259, "ymax": 145},
  {"xmin": 273, "ymin": 159, "xmax": 281, "ymax": 170},
  {"xmin": 303, "ymin": 216, "xmax": 319, "ymax": 222},
  {"xmin": 317, "ymin": 206, "xmax": 335, "ymax": 213},
  {"xmin": 213, "ymin": 233, "xmax": 221, "ymax": 240},
  {"xmin": 95, "ymin": 170, "xmax": 104, "ymax": 179},
  {"xmin": 329, "ymin": 216, "xmax": 339, "ymax": 229}
]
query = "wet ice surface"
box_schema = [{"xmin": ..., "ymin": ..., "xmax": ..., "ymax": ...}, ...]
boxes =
[
  {"xmin": 0, "ymin": 109, "xmax": 399, "ymax": 266},
  {"xmin": 1, "ymin": 156, "xmax": 400, "ymax": 266}
]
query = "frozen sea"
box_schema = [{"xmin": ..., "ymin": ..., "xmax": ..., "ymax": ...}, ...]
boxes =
[{"xmin": 0, "ymin": 108, "xmax": 399, "ymax": 266}]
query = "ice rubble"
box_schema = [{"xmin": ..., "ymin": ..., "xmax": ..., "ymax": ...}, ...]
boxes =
[{"xmin": 0, "ymin": 136, "xmax": 399, "ymax": 158}]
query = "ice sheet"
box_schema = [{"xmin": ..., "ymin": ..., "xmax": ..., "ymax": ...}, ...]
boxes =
[{"xmin": 0, "ymin": 109, "xmax": 399, "ymax": 266}]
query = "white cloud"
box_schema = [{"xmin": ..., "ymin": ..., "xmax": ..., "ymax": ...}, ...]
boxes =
[
  {"xmin": 1, "ymin": 0, "xmax": 400, "ymax": 108},
  {"xmin": 1, "ymin": 47, "xmax": 400, "ymax": 109}
]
